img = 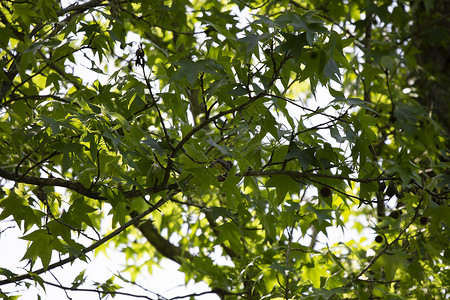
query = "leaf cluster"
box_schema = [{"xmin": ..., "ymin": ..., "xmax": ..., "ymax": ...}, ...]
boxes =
[{"xmin": 0, "ymin": 0, "xmax": 449, "ymax": 299}]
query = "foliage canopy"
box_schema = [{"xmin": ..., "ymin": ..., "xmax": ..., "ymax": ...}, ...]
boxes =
[{"xmin": 0, "ymin": 0, "xmax": 449, "ymax": 299}]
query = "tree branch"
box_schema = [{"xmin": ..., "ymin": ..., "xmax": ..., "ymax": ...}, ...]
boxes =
[
  {"xmin": 129, "ymin": 211, "xmax": 193, "ymax": 264},
  {"xmin": 42, "ymin": 279, "xmax": 155, "ymax": 300},
  {"xmin": 162, "ymin": 91, "xmax": 267, "ymax": 185},
  {"xmin": 239, "ymin": 169, "xmax": 397, "ymax": 183},
  {"xmin": 0, "ymin": 166, "xmax": 184, "ymax": 201},
  {"xmin": 59, "ymin": 0, "xmax": 106, "ymax": 16},
  {"xmin": 169, "ymin": 289, "xmax": 244, "ymax": 300},
  {"xmin": 350, "ymin": 196, "xmax": 423, "ymax": 284},
  {"xmin": 0, "ymin": 167, "xmax": 105, "ymax": 200},
  {"xmin": 0, "ymin": 197, "xmax": 168, "ymax": 286}
]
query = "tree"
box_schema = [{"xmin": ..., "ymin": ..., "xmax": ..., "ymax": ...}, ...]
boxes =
[{"xmin": 0, "ymin": 0, "xmax": 449, "ymax": 299}]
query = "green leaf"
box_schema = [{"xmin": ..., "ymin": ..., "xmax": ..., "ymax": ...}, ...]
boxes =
[
  {"xmin": 330, "ymin": 126, "xmax": 346, "ymax": 143},
  {"xmin": 381, "ymin": 251, "xmax": 408, "ymax": 281},
  {"xmin": 206, "ymin": 206, "xmax": 236, "ymax": 221},
  {"xmin": 72, "ymin": 270, "xmax": 87, "ymax": 289},
  {"xmin": 285, "ymin": 144, "xmax": 318, "ymax": 170},
  {"xmin": 142, "ymin": 136, "xmax": 166, "ymax": 156},
  {"xmin": 238, "ymin": 32, "xmax": 268, "ymax": 61},
  {"xmin": 275, "ymin": 11, "xmax": 326, "ymax": 45},
  {"xmin": 64, "ymin": 198, "xmax": 97, "ymax": 229},
  {"xmin": 215, "ymin": 222, "xmax": 242, "ymax": 252},
  {"xmin": 326, "ymin": 249, "xmax": 345, "ymax": 270},
  {"xmin": 310, "ymin": 287, "xmax": 350, "ymax": 299},
  {"xmin": 0, "ymin": 267, "xmax": 16, "ymax": 279},
  {"xmin": 164, "ymin": 93, "xmax": 189, "ymax": 122},
  {"xmin": 183, "ymin": 144, "xmax": 208, "ymax": 162},
  {"xmin": 0, "ymin": 190, "xmax": 43, "ymax": 231},
  {"xmin": 200, "ymin": 20, "xmax": 239, "ymax": 49},
  {"xmin": 171, "ymin": 59, "xmax": 223, "ymax": 87},
  {"xmin": 21, "ymin": 230, "xmax": 54, "ymax": 270},
  {"xmin": 304, "ymin": 265, "xmax": 328, "ymax": 288},
  {"xmin": 380, "ymin": 56, "xmax": 394, "ymax": 71},
  {"xmin": 29, "ymin": 272, "xmax": 46, "ymax": 292},
  {"xmin": 54, "ymin": 141, "xmax": 84, "ymax": 153},
  {"xmin": 146, "ymin": 163, "xmax": 165, "ymax": 187},
  {"xmin": 280, "ymin": 32, "xmax": 308, "ymax": 59},
  {"xmin": 262, "ymin": 213, "xmax": 278, "ymax": 240},
  {"xmin": 407, "ymin": 259, "xmax": 424, "ymax": 283},
  {"xmin": 423, "ymin": 205, "xmax": 450, "ymax": 233},
  {"xmin": 205, "ymin": 136, "xmax": 234, "ymax": 156},
  {"xmin": 345, "ymin": 98, "xmax": 378, "ymax": 114},
  {"xmin": 265, "ymin": 175, "xmax": 299, "ymax": 204},
  {"xmin": 322, "ymin": 58, "xmax": 341, "ymax": 83},
  {"xmin": 1, "ymin": 0, "xmax": 448, "ymax": 298},
  {"xmin": 307, "ymin": 205, "xmax": 333, "ymax": 226}
]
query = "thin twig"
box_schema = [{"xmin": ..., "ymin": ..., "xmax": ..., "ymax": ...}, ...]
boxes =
[
  {"xmin": 239, "ymin": 169, "xmax": 398, "ymax": 184},
  {"xmin": 139, "ymin": 50, "xmax": 173, "ymax": 150},
  {"xmin": 351, "ymin": 196, "xmax": 423, "ymax": 283},
  {"xmin": 19, "ymin": 151, "xmax": 60, "ymax": 180},
  {"xmin": 0, "ymin": 197, "xmax": 169, "ymax": 286},
  {"xmin": 41, "ymin": 279, "xmax": 154, "ymax": 299}
]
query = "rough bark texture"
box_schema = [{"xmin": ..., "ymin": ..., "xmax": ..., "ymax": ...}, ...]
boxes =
[{"xmin": 412, "ymin": 0, "xmax": 450, "ymax": 138}]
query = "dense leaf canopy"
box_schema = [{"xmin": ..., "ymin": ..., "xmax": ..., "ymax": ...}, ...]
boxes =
[{"xmin": 0, "ymin": 0, "xmax": 449, "ymax": 299}]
